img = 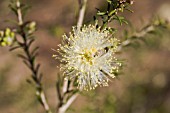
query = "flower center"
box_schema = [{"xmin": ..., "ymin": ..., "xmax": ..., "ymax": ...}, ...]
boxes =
[{"xmin": 82, "ymin": 48, "xmax": 97, "ymax": 65}]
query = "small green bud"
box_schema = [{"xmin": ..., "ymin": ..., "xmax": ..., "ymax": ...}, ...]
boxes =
[
  {"xmin": 0, "ymin": 28, "xmax": 15, "ymax": 47},
  {"xmin": 1, "ymin": 42, "xmax": 7, "ymax": 47},
  {"xmin": 5, "ymin": 28, "xmax": 11, "ymax": 36},
  {"xmin": 0, "ymin": 31, "xmax": 4, "ymax": 37},
  {"xmin": 24, "ymin": 21, "xmax": 36, "ymax": 35},
  {"xmin": 29, "ymin": 21, "xmax": 36, "ymax": 29},
  {"xmin": 10, "ymin": 32, "xmax": 15, "ymax": 38}
]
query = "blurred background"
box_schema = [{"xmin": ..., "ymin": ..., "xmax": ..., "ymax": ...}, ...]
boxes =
[{"xmin": 0, "ymin": 0, "xmax": 170, "ymax": 113}]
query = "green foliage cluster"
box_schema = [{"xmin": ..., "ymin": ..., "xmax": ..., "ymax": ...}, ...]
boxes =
[{"xmin": 95, "ymin": 0, "xmax": 134, "ymax": 28}]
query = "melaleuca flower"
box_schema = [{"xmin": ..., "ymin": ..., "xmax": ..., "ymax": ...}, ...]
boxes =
[{"xmin": 54, "ymin": 24, "xmax": 121, "ymax": 90}]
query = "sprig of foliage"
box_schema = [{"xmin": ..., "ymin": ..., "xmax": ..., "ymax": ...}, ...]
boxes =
[
  {"xmin": 7, "ymin": 0, "xmax": 52, "ymax": 113},
  {"xmin": 119, "ymin": 18, "xmax": 170, "ymax": 49},
  {"xmin": 95, "ymin": 0, "xmax": 134, "ymax": 29}
]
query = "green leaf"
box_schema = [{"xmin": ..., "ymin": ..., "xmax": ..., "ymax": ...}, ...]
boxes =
[
  {"xmin": 114, "ymin": 15, "xmax": 128, "ymax": 25},
  {"xmin": 97, "ymin": 11, "xmax": 106, "ymax": 16},
  {"xmin": 107, "ymin": 0, "xmax": 112, "ymax": 4},
  {"xmin": 114, "ymin": 15, "xmax": 123, "ymax": 25},
  {"xmin": 108, "ymin": 9, "xmax": 117, "ymax": 16}
]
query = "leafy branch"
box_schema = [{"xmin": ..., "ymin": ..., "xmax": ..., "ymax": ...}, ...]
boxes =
[
  {"xmin": 118, "ymin": 18, "xmax": 170, "ymax": 50},
  {"xmin": 95, "ymin": 0, "xmax": 134, "ymax": 29},
  {"xmin": 9, "ymin": 0, "xmax": 52, "ymax": 113}
]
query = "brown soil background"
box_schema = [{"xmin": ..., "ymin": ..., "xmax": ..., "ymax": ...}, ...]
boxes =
[{"xmin": 0, "ymin": 0, "xmax": 170, "ymax": 113}]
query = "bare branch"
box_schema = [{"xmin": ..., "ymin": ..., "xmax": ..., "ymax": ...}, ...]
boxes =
[
  {"xmin": 77, "ymin": 0, "xmax": 88, "ymax": 29},
  {"xmin": 58, "ymin": 94, "xmax": 79, "ymax": 113},
  {"xmin": 62, "ymin": 79, "xmax": 68, "ymax": 94},
  {"xmin": 16, "ymin": 0, "xmax": 23, "ymax": 25},
  {"xmin": 37, "ymin": 90, "xmax": 52, "ymax": 113}
]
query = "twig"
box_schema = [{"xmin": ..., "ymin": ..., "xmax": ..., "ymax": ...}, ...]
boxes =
[
  {"xmin": 36, "ymin": 88, "xmax": 52, "ymax": 113},
  {"xmin": 57, "ymin": 79, "xmax": 78, "ymax": 113},
  {"xmin": 118, "ymin": 24, "xmax": 156, "ymax": 50},
  {"xmin": 58, "ymin": 94, "xmax": 79, "ymax": 113},
  {"xmin": 62, "ymin": 79, "xmax": 68, "ymax": 94},
  {"xmin": 16, "ymin": 0, "xmax": 23, "ymax": 25},
  {"xmin": 77, "ymin": 0, "xmax": 87, "ymax": 29}
]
